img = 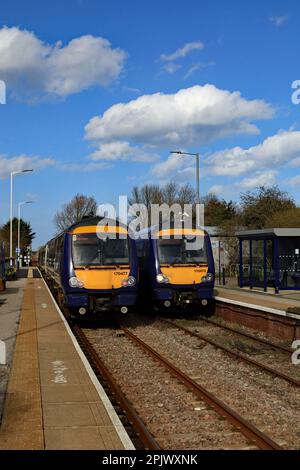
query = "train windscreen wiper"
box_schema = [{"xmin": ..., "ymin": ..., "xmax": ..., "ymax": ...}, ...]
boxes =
[{"xmin": 84, "ymin": 244, "xmax": 103, "ymax": 269}]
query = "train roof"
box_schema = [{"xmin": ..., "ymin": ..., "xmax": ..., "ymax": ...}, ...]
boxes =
[
  {"xmin": 40, "ymin": 216, "xmax": 130, "ymax": 248},
  {"xmin": 136, "ymin": 221, "xmax": 208, "ymax": 238},
  {"xmin": 67, "ymin": 216, "xmax": 128, "ymax": 232}
]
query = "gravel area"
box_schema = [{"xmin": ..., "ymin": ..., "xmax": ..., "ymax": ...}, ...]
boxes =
[
  {"xmin": 83, "ymin": 327, "xmax": 254, "ymax": 450},
  {"xmin": 127, "ymin": 318, "xmax": 300, "ymax": 449},
  {"xmin": 174, "ymin": 317, "xmax": 300, "ymax": 382},
  {"xmin": 207, "ymin": 315, "xmax": 294, "ymax": 350}
]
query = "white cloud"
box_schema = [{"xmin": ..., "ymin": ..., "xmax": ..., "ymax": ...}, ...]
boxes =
[
  {"xmin": 152, "ymin": 153, "xmax": 191, "ymax": 178},
  {"xmin": 269, "ymin": 15, "xmax": 288, "ymax": 27},
  {"xmin": 0, "ymin": 26, "xmax": 127, "ymax": 101},
  {"xmin": 207, "ymin": 184, "xmax": 225, "ymax": 196},
  {"xmin": 0, "ymin": 154, "xmax": 54, "ymax": 179},
  {"xmin": 89, "ymin": 141, "xmax": 158, "ymax": 162},
  {"xmin": 152, "ymin": 129, "xmax": 300, "ymax": 189},
  {"xmin": 122, "ymin": 86, "xmax": 141, "ymax": 94},
  {"xmin": 184, "ymin": 61, "xmax": 215, "ymax": 79},
  {"xmin": 289, "ymin": 157, "xmax": 300, "ymax": 167},
  {"xmin": 85, "ymin": 84, "xmax": 274, "ymax": 153},
  {"xmin": 160, "ymin": 41, "xmax": 204, "ymax": 62},
  {"xmin": 58, "ymin": 161, "xmax": 113, "ymax": 172},
  {"xmin": 163, "ymin": 63, "xmax": 182, "ymax": 74},
  {"xmin": 286, "ymin": 174, "xmax": 300, "ymax": 186},
  {"xmin": 236, "ymin": 170, "xmax": 278, "ymax": 190},
  {"xmin": 207, "ymin": 130, "xmax": 300, "ymax": 176}
]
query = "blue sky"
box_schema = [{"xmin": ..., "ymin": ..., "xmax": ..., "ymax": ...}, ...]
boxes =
[{"xmin": 0, "ymin": 0, "xmax": 300, "ymax": 248}]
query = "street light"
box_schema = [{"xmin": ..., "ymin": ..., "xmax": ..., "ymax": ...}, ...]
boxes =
[
  {"xmin": 169, "ymin": 151, "xmax": 200, "ymax": 203},
  {"xmin": 17, "ymin": 201, "xmax": 33, "ymax": 269},
  {"xmin": 10, "ymin": 169, "xmax": 33, "ymax": 266}
]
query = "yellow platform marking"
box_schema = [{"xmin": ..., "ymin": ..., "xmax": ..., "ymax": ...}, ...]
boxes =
[{"xmin": 28, "ymin": 268, "xmax": 33, "ymax": 278}]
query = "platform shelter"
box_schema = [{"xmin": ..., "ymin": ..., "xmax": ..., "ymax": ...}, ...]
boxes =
[{"xmin": 236, "ymin": 229, "xmax": 300, "ymax": 293}]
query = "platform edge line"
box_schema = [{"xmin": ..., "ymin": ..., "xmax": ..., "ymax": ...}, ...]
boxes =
[{"xmin": 38, "ymin": 269, "xmax": 135, "ymax": 450}]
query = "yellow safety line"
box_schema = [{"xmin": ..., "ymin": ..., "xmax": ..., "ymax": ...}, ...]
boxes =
[{"xmin": 28, "ymin": 268, "xmax": 33, "ymax": 278}]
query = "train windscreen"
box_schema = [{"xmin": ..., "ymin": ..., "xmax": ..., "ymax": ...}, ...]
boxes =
[
  {"xmin": 72, "ymin": 233, "xmax": 129, "ymax": 267},
  {"xmin": 158, "ymin": 235, "xmax": 207, "ymax": 265}
]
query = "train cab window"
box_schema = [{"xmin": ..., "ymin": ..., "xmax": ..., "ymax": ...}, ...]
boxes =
[
  {"xmin": 158, "ymin": 236, "xmax": 207, "ymax": 265},
  {"xmin": 72, "ymin": 233, "xmax": 130, "ymax": 267}
]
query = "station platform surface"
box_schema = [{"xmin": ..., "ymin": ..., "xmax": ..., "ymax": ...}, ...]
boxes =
[
  {"xmin": 0, "ymin": 268, "xmax": 133, "ymax": 450},
  {"xmin": 215, "ymin": 285, "xmax": 300, "ymax": 318}
]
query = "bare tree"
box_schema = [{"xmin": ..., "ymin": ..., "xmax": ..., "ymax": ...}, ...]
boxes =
[
  {"xmin": 129, "ymin": 182, "xmax": 196, "ymax": 208},
  {"xmin": 128, "ymin": 181, "xmax": 197, "ymax": 228},
  {"xmin": 161, "ymin": 181, "xmax": 179, "ymax": 206},
  {"xmin": 177, "ymin": 184, "xmax": 197, "ymax": 207},
  {"xmin": 128, "ymin": 184, "xmax": 163, "ymax": 209},
  {"xmin": 54, "ymin": 193, "xmax": 97, "ymax": 233}
]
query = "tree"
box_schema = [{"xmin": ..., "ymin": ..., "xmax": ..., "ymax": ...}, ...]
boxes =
[
  {"xmin": 0, "ymin": 218, "xmax": 35, "ymax": 257},
  {"xmin": 128, "ymin": 181, "xmax": 197, "ymax": 227},
  {"xmin": 176, "ymin": 184, "xmax": 197, "ymax": 207},
  {"xmin": 54, "ymin": 193, "xmax": 97, "ymax": 232},
  {"xmin": 265, "ymin": 207, "xmax": 300, "ymax": 228},
  {"xmin": 240, "ymin": 186, "xmax": 295, "ymax": 229},
  {"xmin": 129, "ymin": 182, "xmax": 197, "ymax": 208},
  {"xmin": 203, "ymin": 193, "xmax": 238, "ymax": 227},
  {"xmin": 128, "ymin": 181, "xmax": 196, "ymax": 229},
  {"xmin": 128, "ymin": 184, "xmax": 163, "ymax": 209}
]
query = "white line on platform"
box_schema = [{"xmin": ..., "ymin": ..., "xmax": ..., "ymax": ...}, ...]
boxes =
[
  {"xmin": 38, "ymin": 269, "xmax": 135, "ymax": 450},
  {"xmin": 215, "ymin": 296, "xmax": 300, "ymax": 320}
]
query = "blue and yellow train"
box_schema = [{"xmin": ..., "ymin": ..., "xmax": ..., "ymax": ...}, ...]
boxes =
[
  {"xmin": 38, "ymin": 216, "xmax": 138, "ymax": 319},
  {"xmin": 136, "ymin": 223, "xmax": 215, "ymax": 313}
]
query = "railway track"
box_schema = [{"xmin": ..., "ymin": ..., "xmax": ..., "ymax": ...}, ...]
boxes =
[
  {"xmin": 72, "ymin": 324, "xmax": 160, "ymax": 450},
  {"xmin": 160, "ymin": 318, "xmax": 300, "ymax": 387},
  {"xmin": 39, "ymin": 271, "xmax": 298, "ymax": 449},
  {"xmin": 121, "ymin": 327, "xmax": 281, "ymax": 450},
  {"xmin": 74, "ymin": 317, "xmax": 284, "ymax": 449}
]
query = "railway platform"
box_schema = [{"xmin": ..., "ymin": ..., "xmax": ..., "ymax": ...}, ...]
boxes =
[
  {"xmin": 214, "ymin": 285, "xmax": 300, "ymax": 340},
  {"xmin": 0, "ymin": 268, "xmax": 133, "ymax": 450},
  {"xmin": 215, "ymin": 285, "xmax": 300, "ymax": 317}
]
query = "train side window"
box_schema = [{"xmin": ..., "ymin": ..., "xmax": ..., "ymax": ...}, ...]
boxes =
[
  {"xmin": 54, "ymin": 238, "xmax": 60, "ymax": 272},
  {"xmin": 55, "ymin": 236, "xmax": 64, "ymax": 272},
  {"xmin": 48, "ymin": 241, "xmax": 55, "ymax": 268}
]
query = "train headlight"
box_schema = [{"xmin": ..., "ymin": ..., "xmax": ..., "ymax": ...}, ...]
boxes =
[
  {"xmin": 201, "ymin": 272, "xmax": 214, "ymax": 283},
  {"xmin": 69, "ymin": 276, "xmax": 84, "ymax": 288},
  {"xmin": 156, "ymin": 273, "xmax": 169, "ymax": 283},
  {"xmin": 122, "ymin": 276, "xmax": 136, "ymax": 287}
]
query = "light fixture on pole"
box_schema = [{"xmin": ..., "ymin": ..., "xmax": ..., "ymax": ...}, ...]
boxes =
[
  {"xmin": 169, "ymin": 151, "xmax": 200, "ymax": 203},
  {"xmin": 10, "ymin": 169, "xmax": 33, "ymax": 266},
  {"xmin": 17, "ymin": 201, "xmax": 33, "ymax": 269}
]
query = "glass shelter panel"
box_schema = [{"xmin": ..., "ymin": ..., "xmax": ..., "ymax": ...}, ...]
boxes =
[
  {"xmin": 266, "ymin": 239, "xmax": 275, "ymax": 287},
  {"xmin": 241, "ymin": 239, "xmax": 250, "ymax": 285},
  {"xmin": 252, "ymin": 240, "xmax": 264, "ymax": 287}
]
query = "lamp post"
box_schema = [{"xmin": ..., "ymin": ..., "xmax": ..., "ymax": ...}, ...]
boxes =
[
  {"xmin": 10, "ymin": 169, "xmax": 33, "ymax": 266},
  {"xmin": 169, "ymin": 151, "xmax": 200, "ymax": 203},
  {"xmin": 17, "ymin": 201, "xmax": 33, "ymax": 269}
]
